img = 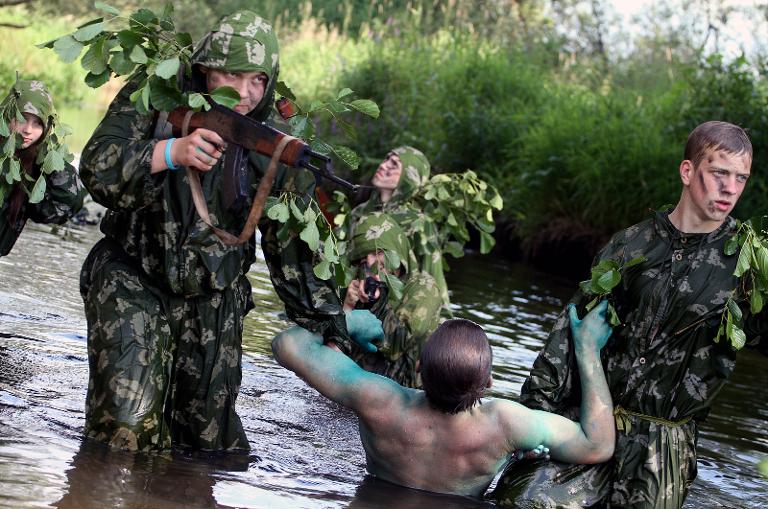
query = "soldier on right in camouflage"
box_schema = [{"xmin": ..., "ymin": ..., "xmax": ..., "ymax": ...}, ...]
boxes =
[{"xmin": 493, "ymin": 121, "xmax": 768, "ymax": 509}]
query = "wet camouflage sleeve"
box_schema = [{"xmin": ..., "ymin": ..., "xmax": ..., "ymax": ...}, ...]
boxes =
[
  {"xmin": 26, "ymin": 162, "xmax": 86, "ymax": 224},
  {"xmin": 79, "ymin": 82, "xmax": 161, "ymax": 211}
]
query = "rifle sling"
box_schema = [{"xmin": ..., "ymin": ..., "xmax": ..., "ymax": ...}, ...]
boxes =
[{"xmin": 182, "ymin": 115, "xmax": 295, "ymax": 246}]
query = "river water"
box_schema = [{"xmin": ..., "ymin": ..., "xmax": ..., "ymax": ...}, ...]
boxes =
[{"xmin": 0, "ymin": 222, "xmax": 766, "ymax": 508}]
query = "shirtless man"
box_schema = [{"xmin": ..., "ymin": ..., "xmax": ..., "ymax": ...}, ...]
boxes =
[{"xmin": 271, "ymin": 302, "xmax": 615, "ymax": 497}]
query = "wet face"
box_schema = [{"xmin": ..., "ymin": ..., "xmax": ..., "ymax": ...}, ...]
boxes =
[
  {"xmin": 9, "ymin": 113, "xmax": 44, "ymax": 149},
  {"xmin": 371, "ymin": 152, "xmax": 402, "ymax": 191},
  {"xmin": 203, "ymin": 68, "xmax": 268, "ymax": 114},
  {"xmin": 682, "ymin": 148, "xmax": 751, "ymax": 225}
]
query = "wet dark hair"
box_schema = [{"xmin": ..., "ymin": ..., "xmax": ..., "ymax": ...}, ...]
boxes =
[
  {"xmin": 419, "ymin": 319, "xmax": 492, "ymax": 414},
  {"xmin": 684, "ymin": 121, "xmax": 752, "ymax": 168}
]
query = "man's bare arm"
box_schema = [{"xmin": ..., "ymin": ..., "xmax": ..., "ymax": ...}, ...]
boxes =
[
  {"xmin": 499, "ymin": 301, "xmax": 615, "ymax": 463},
  {"xmin": 271, "ymin": 325, "xmax": 404, "ymax": 413}
]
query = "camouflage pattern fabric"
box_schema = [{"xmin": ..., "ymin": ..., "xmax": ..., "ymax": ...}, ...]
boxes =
[
  {"xmin": 493, "ymin": 210, "xmax": 768, "ymax": 508},
  {"xmin": 347, "ymin": 213, "xmax": 442, "ymax": 387},
  {"xmin": 191, "ymin": 11, "xmax": 279, "ymax": 120},
  {"xmin": 78, "ymin": 12, "xmax": 348, "ymax": 452},
  {"xmin": 347, "ymin": 146, "xmax": 450, "ymax": 314},
  {"xmin": 0, "ymin": 80, "xmax": 85, "ymax": 256}
]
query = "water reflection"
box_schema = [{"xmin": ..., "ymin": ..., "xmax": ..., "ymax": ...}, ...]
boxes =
[{"xmin": 0, "ymin": 223, "xmax": 766, "ymax": 508}]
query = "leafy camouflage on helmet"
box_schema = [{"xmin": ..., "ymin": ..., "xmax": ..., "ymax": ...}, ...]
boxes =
[
  {"xmin": 348, "ymin": 212, "xmax": 411, "ymax": 273},
  {"xmin": 2, "ymin": 79, "xmax": 55, "ymax": 132},
  {"xmin": 391, "ymin": 146, "xmax": 430, "ymax": 203}
]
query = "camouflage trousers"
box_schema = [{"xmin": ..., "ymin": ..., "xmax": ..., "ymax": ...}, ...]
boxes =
[
  {"xmin": 80, "ymin": 239, "xmax": 252, "ymax": 452},
  {"xmin": 492, "ymin": 414, "xmax": 698, "ymax": 509}
]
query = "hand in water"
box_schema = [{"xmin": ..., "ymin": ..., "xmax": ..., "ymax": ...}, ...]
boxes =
[
  {"xmin": 569, "ymin": 300, "xmax": 613, "ymax": 352},
  {"xmin": 345, "ymin": 309, "xmax": 383, "ymax": 353}
]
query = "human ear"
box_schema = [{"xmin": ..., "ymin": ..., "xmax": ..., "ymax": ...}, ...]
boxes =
[
  {"xmin": 679, "ymin": 159, "xmax": 695, "ymax": 186},
  {"xmin": 486, "ymin": 376, "xmax": 493, "ymax": 389}
]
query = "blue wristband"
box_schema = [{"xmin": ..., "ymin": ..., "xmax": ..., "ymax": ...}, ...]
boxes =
[{"xmin": 164, "ymin": 137, "xmax": 178, "ymax": 170}]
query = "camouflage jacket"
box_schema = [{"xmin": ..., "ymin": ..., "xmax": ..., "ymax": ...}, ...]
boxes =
[
  {"xmin": 522, "ymin": 211, "xmax": 768, "ymax": 422},
  {"xmin": 350, "ymin": 270, "xmax": 442, "ymax": 388},
  {"xmin": 79, "ymin": 82, "xmax": 349, "ymax": 348},
  {"xmin": 0, "ymin": 162, "xmax": 85, "ymax": 256}
]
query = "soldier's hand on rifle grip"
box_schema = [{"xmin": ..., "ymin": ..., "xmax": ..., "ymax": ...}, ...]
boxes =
[{"xmin": 172, "ymin": 128, "xmax": 227, "ymax": 172}]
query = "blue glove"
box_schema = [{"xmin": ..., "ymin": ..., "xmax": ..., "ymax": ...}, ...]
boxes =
[{"xmin": 345, "ymin": 309, "xmax": 383, "ymax": 353}]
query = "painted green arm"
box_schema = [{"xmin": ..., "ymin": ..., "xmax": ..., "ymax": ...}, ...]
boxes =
[
  {"xmin": 272, "ymin": 325, "xmax": 404, "ymax": 411},
  {"xmin": 498, "ymin": 300, "xmax": 615, "ymax": 464}
]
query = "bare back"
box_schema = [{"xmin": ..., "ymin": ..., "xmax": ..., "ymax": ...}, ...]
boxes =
[{"xmin": 358, "ymin": 390, "xmax": 514, "ymax": 497}]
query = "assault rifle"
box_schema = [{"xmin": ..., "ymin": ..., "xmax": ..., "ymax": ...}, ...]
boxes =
[{"xmin": 166, "ymin": 102, "xmax": 358, "ymax": 213}]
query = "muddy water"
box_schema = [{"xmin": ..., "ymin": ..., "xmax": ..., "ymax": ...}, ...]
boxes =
[{"xmin": 0, "ymin": 222, "xmax": 766, "ymax": 508}]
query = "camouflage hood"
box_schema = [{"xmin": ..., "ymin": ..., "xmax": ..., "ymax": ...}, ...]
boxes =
[
  {"xmin": 2, "ymin": 79, "xmax": 56, "ymax": 133},
  {"xmin": 190, "ymin": 11, "xmax": 279, "ymax": 120},
  {"xmin": 349, "ymin": 212, "xmax": 412, "ymax": 275},
  {"xmin": 390, "ymin": 146, "xmax": 430, "ymax": 204}
]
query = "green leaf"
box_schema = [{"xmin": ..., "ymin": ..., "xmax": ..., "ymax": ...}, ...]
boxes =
[
  {"xmin": 489, "ymin": 192, "xmax": 503, "ymax": 210},
  {"xmin": 313, "ymin": 260, "xmax": 332, "ymax": 280},
  {"xmin": 42, "ymin": 150, "xmax": 65, "ymax": 173},
  {"xmin": 479, "ymin": 231, "xmax": 495, "ymax": 254},
  {"xmin": 85, "ymin": 70, "xmax": 111, "ymax": 88},
  {"xmin": 129, "ymin": 9, "xmax": 158, "ymax": 30},
  {"xmin": 7, "ymin": 157, "xmax": 21, "ymax": 183},
  {"xmin": 81, "ymin": 38, "xmax": 108, "ymax": 74},
  {"xmin": 597, "ymin": 269, "xmax": 621, "ymax": 293},
  {"xmin": 347, "ymin": 99, "xmax": 380, "ymax": 118},
  {"xmin": 759, "ymin": 460, "xmax": 768, "ymax": 479},
  {"xmin": 129, "ymin": 44, "xmax": 148, "ymax": 64},
  {"xmin": 724, "ymin": 236, "xmax": 739, "ymax": 256},
  {"xmin": 117, "ymin": 29, "xmax": 143, "ymax": 49},
  {"xmin": 2, "ymin": 134, "xmax": 15, "ymax": 157},
  {"xmin": 141, "ymin": 85, "xmax": 150, "ymax": 111},
  {"xmin": 267, "ymin": 202, "xmax": 290, "ymax": 222},
  {"xmin": 624, "ymin": 256, "xmax": 646, "ymax": 268},
  {"xmin": 53, "ymin": 35, "xmax": 84, "ymax": 64},
  {"xmin": 735, "ymin": 241, "xmax": 753, "ymax": 277},
  {"xmin": 750, "ymin": 290, "xmax": 763, "ymax": 314},
  {"xmin": 288, "ymin": 115, "xmax": 311, "ymax": 139},
  {"xmin": 275, "ymin": 80, "xmax": 296, "ymax": 101},
  {"xmin": 73, "ymin": 21, "xmax": 105, "ymax": 43},
  {"xmin": 148, "ymin": 77, "xmax": 182, "ymax": 111},
  {"xmin": 27, "ymin": 175, "xmax": 46, "ymax": 204},
  {"xmin": 323, "ymin": 236, "xmax": 339, "ymax": 263},
  {"xmin": 331, "ymin": 145, "xmax": 361, "ymax": 170},
  {"xmin": 384, "ymin": 250, "xmax": 401, "ymax": 272},
  {"xmin": 187, "ymin": 92, "xmax": 207, "ymax": 110},
  {"xmin": 336, "ymin": 88, "xmax": 354, "ymax": 100},
  {"xmin": 755, "ymin": 246, "xmax": 768, "ymax": 282},
  {"xmin": 445, "ymin": 241, "xmax": 464, "ymax": 258},
  {"xmin": 154, "ymin": 56, "xmax": 180, "ymax": 79},
  {"xmin": 94, "ymin": 2, "xmax": 121, "ymax": 15},
  {"xmin": 300, "ymin": 221, "xmax": 320, "ymax": 251},
  {"xmin": 607, "ymin": 303, "xmax": 620, "ymax": 326},
  {"xmin": 727, "ymin": 321, "xmax": 747, "ymax": 350},
  {"xmin": 109, "ymin": 50, "xmax": 136, "ymax": 76},
  {"xmin": 290, "ymin": 199, "xmax": 304, "ymax": 221},
  {"xmin": 209, "ymin": 86, "xmax": 240, "ymax": 109},
  {"xmin": 175, "ymin": 32, "xmax": 193, "ymax": 49},
  {"xmin": 0, "ymin": 120, "xmax": 8, "ymax": 138},
  {"xmin": 384, "ymin": 273, "xmax": 404, "ymax": 301},
  {"xmin": 727, "ymin": 299, "xmax": 743, "ymax": 323}
]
